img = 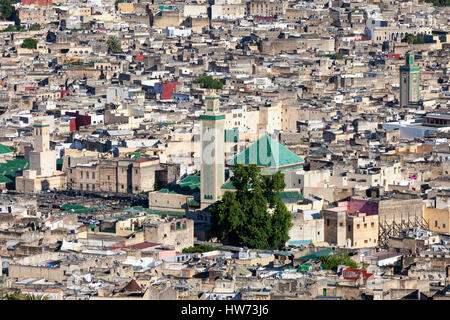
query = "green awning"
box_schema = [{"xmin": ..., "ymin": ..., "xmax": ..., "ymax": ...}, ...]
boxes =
[{"xmin": 0, "ymin": 144, "xmax": 13, "ymax": 154}]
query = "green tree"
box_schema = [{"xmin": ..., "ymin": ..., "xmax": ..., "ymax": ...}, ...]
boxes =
[
  {"xmin": 0, "ymin": 0, "xmax": 13, "ymax": 20},
  {"xmin": 21, "ymin": 38, "xmax": 38, "ymax": 49},
  {"xmin": 115, "ymin": 0, "xmax": 126, "ymax": 5},
  {"xmin": 402, "ymin": 33, "xmax": 415, "ymax": 44},
  {"xmin": 319, "ymin": 253, "xmax": 358, "ymax": 270},
  {"xmin": 7, "ymin": 291, "xmax": 50, "ymax": 300},
  {"xmin": 210, "ymin": 164, "xmax": 293, "ymax": 250},
  {"xmin": 424, "ymin": 0, "xmax": 450, "ymax": 6},
  {"xmin": 153, "ymin": 180, "xmax": 162, "ymax": 191},
  {"xmin": 182, "ymin": 244, "xmax": 231, "ymax": 253},
  {"xmin": 106, "ymin": 36, "xmax": 122, "ymax": 53},
  {"xmin": 413, "ymin": 34, "xmax": 425, "ymax": 44},
  {"xmin": 9, "ymin": 145, "xmax": 18, "ymax": 155},
  {"xmin": 269, "ymin": 198, "xmax": 293, "ymax": 249},
  {"xmin": 402, "ymin": 33, "xmax": 426, "ymax": 44},
  {"xmin": 211, "ymin": 191, "xmax": 246, "ymax": 246},
  {"xmin": 29, "ymin": 23, "xmax": 41, "ymax": 31},
  {"xmin": 194, "ymin": 74, "xmax": 223, "ymax": 90}
]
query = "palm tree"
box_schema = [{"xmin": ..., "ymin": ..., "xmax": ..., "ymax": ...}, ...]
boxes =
[
  {"xmin": 7, "ymin": 290, "xmax": 50, "ymax": 300},
  {"xmin": 106, "ymin": 36, "xmax": 122, "ymax": 54}
]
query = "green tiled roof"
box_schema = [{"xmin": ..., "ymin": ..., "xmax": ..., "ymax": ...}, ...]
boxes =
[
  {"xmin": 225, "ymin": 128, "xmax": 239, "ymax": 143},
  {"xmin": 199, "ymin": 114, "xmax": 225, "ymax": 121},
  {"xmin": 227, "ymin": 135, "xmax": 304, "ymax": 169},
  {"xmin": 158, "ymin": 172, "xmax": 200, "ymax": 196},
  {"xmin": 178, "ymin": 172, "xmax": 200, "ymax": 189},
  {"xmin": 297, "ymin": 249, "xmax": 336, "ymax": 260},
  {"xmin": 0, "ymin": 158, "xmax": 29, "ymax": 177},
  {"xmin": 188, "ymin": 199, "xmax": 200, "ymax": 206},
  {"xmin": 0, "ymin": 175, "xmax": 12, "ymax": 183},
  {"xmin": 61, "ymin": 204, "xmax": 97, "ymax": 214},
  {"xmin": 146, "ymin": 209, "xmax": 185, "ymax": 216},
  {"xmin": 278, "ymin": 191, "xmax": 304, "ymax": 203},
  {"xmin": 221, "ymin": 179, "xmax": 236, "ymax": 190},
  {"xmin": 0, "ymin": 144, "xmax": 13, "ymax": 154}
]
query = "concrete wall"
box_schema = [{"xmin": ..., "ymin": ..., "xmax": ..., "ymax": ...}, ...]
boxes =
[
  {"xmin": 289, "ymin": 212, "xmax": 324, "ymax": 243},
  {"xmin": 144, "ymin": 218, "xmax": 194, "ymax": 251},
  {"xmin": 323, "ymin": 210, "xmax": 346, "ymax": 246},
  {"xmin": 148, "ymin": 191, "xmax": 191, "ymax": 212},
  {"xmin": 423, "ymin": 206, "xmax": 450, "ymax": 234},
  {"xmin": 9, "ymin": 265, "xmax": 64, "ymax": 282},
  {"xmin": 378, "ymin": 199, "xmax": 423, "ymax": 224}
]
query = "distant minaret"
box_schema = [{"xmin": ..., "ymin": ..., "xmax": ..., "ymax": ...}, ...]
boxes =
[
  {"xmin": 29, "ymin": 120, "xmax": 56, "ymax": 177},
  {"xmin": 400, "ymin": 52, "xmax": 420, "ymax": 107},
  {"xmin": 200, "ymin": 95, "xmax": 225, "ymax": 209}
]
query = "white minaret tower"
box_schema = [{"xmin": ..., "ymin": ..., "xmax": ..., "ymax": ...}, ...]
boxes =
[{"xmin": 200, "ymin": 95, "xmax": 225, "ymax": 209}]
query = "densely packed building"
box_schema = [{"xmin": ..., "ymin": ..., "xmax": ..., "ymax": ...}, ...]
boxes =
[{"xmin": 0, "ymin": 0, "xmax": 449, "ymax": 300}]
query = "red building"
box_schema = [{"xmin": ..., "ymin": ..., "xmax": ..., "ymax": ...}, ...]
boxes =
[
  {"xmin": 133, "ymin": 55, "xmax": 147, "ymax": 61},
  {"xmin": 387, "ymin": 53, "xmax": 401, "ymax": 60},
  {"xmin": 22, "ymin": 0, "xmax": 53, "ymax": 6},
  {"xmin": 342, "ymin": 268, "xmax": 374, "ymax": 280},
  {"xmin": 66, "ymin": 111, "xmax": 91, "ymax": 132},
  {"xmin": 155, "ymin": 81, "xmax": 180, "ymax": 100},
  {"xmin": 60, "ymin": 90, "xmax": 70, "ymax": 98}
]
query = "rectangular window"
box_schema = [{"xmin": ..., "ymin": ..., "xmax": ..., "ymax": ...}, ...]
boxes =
[
  {"xmin": 92, "ymin": 172, "xmax": 95, "ymax": 179},
  {"xmin": 364, "ymin": 240, "xmax": 368, "ymax": 244},
  {"xmin": 364, "ymin": 223, "xmax": 367, "ymax": 228},
  {"xmin": 86, "ymin": 172, "xmax": 89, "ymax": 179},
  {"xmin": 339, "ymin": 222, "xmax": 343, "ymax": 227},
  {"xmin": 327, "ymin": 219, "xmax": 330, "ymax": 226},
  {"xmin": 371, "ymin": 222, "xmax": 375, "ymax": 227},
  {"xmin": 357, "ymin": 224, "xmax": 360, "ymax": 229},
  {"xmin": 435, "ymin": 221, "xmax": 438, "ymax": 227},
  {"xmin": 348, "ymin": 225, "xmax": 351, "ymax": 232}
]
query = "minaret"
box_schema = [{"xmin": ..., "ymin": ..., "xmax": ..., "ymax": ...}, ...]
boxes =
[
  {"xmin": 400, "ymin": 52, "xmax": 420, "ymax": 107},
  {"xmin": 200, "ymin": 94, "xmax": 225, "ymax": 209},
  {"xmin": 33, "ymin": 120, "xmax": 50, "ymax": 153},
  {"xmin": 29, "ymin": 120, "xmax": 56, "ymax": 177}
]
